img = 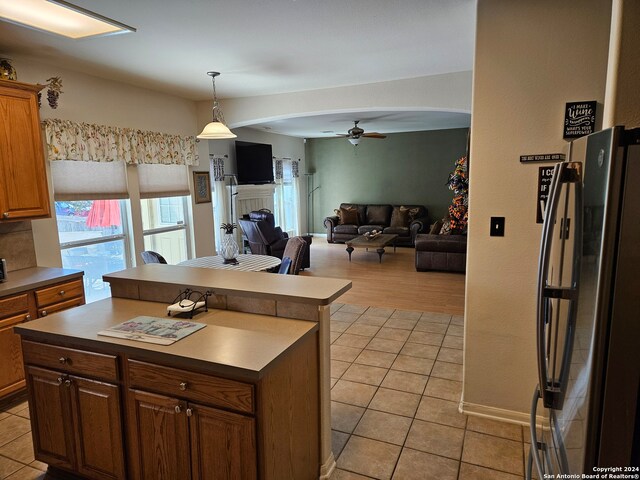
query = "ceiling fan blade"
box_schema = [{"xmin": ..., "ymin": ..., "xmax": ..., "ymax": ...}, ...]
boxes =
[
  {"xmin": 335, "ymin": 134, "xmax": 351, "ymax": 137},
  {"xmin": 362, "ymin": 133, "xmax": 387, "ymax": 139}
]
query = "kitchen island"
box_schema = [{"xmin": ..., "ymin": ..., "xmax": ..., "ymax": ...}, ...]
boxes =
[{"xmin": 17, "ymin": 265, "xmax": 351, "ymax": 480}]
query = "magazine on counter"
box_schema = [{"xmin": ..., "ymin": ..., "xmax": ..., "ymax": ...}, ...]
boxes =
[{"xmin": 98, "ymin": 316, "xmax": 206, "ymax": 345}]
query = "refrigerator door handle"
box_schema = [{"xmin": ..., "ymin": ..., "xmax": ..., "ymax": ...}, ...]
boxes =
[{"xmin": 529, "ymin": 387, "xmax": 547, "ymax": 480}]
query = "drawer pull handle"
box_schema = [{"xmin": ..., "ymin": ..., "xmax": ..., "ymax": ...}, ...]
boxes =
[
  {"xmin": 174, "ymin": 405, "xmax": 182, "ymax": 414},
  {"xmin": 2, "ymin": 212, "xmax": 8, "ymax": 219},
  {"xmin": 59, "ymin": 357, "xmax": 68, "ymax": 364},
  {"xmin": 41, "ymin": 310, "xmax": 47, "ymax": 317},
  {"xmin": 57, "ymin": 377, "xmax": 64, "ymax": 385},
  {"xmin": 24, "ymin": 314, "xmax": 31, "ymax": 321},
  {"xmin": 186, "ymin": 408, "xmax": 193, "ymax": 417},
  {"xmin": 179, "ymin": 382, "xmax": 187, "ymax": 391},
  {"xmin": 64, "ymin": 379, "xmax": 71, "ymax": 388},
  {"xmin": 59, "ymin": 290, "xmax": 65, "ymax": 296}
]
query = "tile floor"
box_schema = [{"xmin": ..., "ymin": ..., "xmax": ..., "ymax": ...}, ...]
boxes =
[
  {"xmin": 328, "ymin": 303, "xmax": 529, "ymax": 480},
  {"xmin": 0, "ymin": 303, "xmax": 532, "ymax": 480}
]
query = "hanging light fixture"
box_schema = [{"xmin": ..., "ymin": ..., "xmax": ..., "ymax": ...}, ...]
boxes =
[
  {"xmin": 348, "ymin": 137, "xmax": 360, "ymax": 146},
  {"xmin": 197, "ymin": 71, "xmax": 236, "ymax": 140}
]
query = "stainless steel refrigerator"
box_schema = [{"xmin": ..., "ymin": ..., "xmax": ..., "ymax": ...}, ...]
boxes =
[{"xmin": 527, "ymin": 126, "xmax": 640, "ymax": 478}]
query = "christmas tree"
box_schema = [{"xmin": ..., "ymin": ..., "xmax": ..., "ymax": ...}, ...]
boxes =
[{"xmin": 446, "ymin": 156, "xmax": 469, "ymax": 233}]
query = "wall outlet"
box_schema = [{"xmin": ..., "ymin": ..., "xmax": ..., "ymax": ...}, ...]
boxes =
[{"xmin": 490, "ymin": 217, "xmax": 505, "ymax": 237}]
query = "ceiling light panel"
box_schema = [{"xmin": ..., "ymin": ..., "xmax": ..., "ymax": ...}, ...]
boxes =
[{"xmin": 0, "ymin": 0, "xmax": 136, "ymax": 39}]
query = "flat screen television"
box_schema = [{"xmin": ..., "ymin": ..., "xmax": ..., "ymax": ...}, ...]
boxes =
[{"xmin": 235, "ymin": 141, "xmax": 274, "ymax": 185}]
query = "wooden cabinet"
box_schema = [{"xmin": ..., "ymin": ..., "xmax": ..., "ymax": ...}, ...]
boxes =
[
  {"xmin": 127, "ymin": 364, "xmax": 257, "ymax": 480},
  {"xmin": 0, "ymin": 79, "xmax": 50, "ymax": 221},
  {"xmin": 35, "ymin": 278, "xmax": 85, "ymax": 317},
  {"xmin": 24, "ymin": 343, "xmax": 126, "ymax": 480}
]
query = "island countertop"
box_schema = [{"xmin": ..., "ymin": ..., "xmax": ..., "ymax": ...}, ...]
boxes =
[{"xmin": 15, "ymin": 297, "xmax": 318, "ymax": 381}]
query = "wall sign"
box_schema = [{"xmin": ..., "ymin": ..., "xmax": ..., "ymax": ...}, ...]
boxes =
[
  {"xmin": 564, "ymin": 101, "xmax": 596, "ymax": 139},
  {"xmin": 537, "ymin": 166, "xmax": 555, "ymax": 223},
  {"xmin": 520, "ymin": 153, "xmax": 565, "ymax": 163}
]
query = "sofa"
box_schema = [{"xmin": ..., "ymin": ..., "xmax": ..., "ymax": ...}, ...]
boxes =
[
  {"xmin": 324, "ymin": 203, "xmax": 429, "ymax": 247},
  {"xmin": 415, "ymin": 233, "xmax": 467, "ymax": 272}
]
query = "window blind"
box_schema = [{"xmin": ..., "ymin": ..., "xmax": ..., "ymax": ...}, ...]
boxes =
[
  {"xmin": 137, "ymin": 164, "xmax": 190, "ymax": 199},
  {"xmin": 51, "ymin": 160, "xmax": 128, "ymax": 200}
]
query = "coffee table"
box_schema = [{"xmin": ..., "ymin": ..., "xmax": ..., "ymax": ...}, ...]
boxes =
[{"xmin": 345, "ymin": 234, "xmax": 398, "ymax": 263}]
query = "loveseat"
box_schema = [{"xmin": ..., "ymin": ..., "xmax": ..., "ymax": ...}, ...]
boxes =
[
  {"xmin": 415, "ymin": 233, "xmax": 467, "ymax": 272},
  {"xmin": 324, "ymin": 203, "xmax": 429, "ymax": 247}
]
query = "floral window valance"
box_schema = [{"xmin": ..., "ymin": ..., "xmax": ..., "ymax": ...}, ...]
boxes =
[{"xmin": 43, "ymin": 118, "xmax": 198, "ymax": 166}]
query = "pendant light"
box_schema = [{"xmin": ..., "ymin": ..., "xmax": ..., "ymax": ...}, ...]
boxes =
[{"xmin": 197, "ymin": 71, "xmax": 236, "ymax": 140}]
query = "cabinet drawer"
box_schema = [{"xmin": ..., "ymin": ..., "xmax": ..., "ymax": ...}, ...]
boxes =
[
  {"xmin": 0, "ymin": 294, "xmax": 29, "ymax": 319},
  {"xmin": 35, "ymin": 279, "xmax": 84, "ymax": 308},
  {"xmin": 22, "ymin": 340, "xmax": 118, "ymax": 382},
  {"xmin": 38, "ymin": 297, "xmax": 85, "ymax": 318},
  {"xmin": 128, "ymin": 359, "xmax": 254, "ymax": 414}
]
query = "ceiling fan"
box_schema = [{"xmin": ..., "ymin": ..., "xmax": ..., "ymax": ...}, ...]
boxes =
[{"xmin": 336, "ymin": 120, "xmax": 387, "ymax": 145}]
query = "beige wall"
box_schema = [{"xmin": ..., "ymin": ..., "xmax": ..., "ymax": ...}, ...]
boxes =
[
  {"xmin": 7, "ymin": 56, "xmax": 215, "ymax": 266},
  {"xmin": 464, "ymin": 0, "xmax": 612, "ymax": 419}
]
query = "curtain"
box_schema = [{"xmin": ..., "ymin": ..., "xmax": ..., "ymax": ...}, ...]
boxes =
[
  {"xmin": 43, "ymin": 119, "xmax": 198, "ymax": 166},
  {"xmin": 273, "ymin": 158, "xmax": 300, "ymax": 236},
  {"xmin": 291, "ymin": 159, "xmax": 302, "ymax": 236},
  {"xmin": 51, "ymin": 160, "xmax": 128, "ymax": 200},
  {"xmin": 210, "ymin": 155, "xmax": 228, "ymax": 254},
  {"xmin": 137, "ymin": 164, "xmax": 190, "ymax": 198}
]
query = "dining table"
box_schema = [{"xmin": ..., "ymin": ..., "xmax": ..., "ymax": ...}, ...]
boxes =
[{"xmin": 177, "ymin": 254, "xmax": 281, "ymax": 272}]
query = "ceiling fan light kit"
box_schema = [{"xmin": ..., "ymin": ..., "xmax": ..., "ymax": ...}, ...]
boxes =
[
  {"xmin": 197, "ymin": 71, "xmax": 236, "ymax": 140},
  {"xmin": 338, "ymin": 120, "xmax": 386, "ymax": 146}
]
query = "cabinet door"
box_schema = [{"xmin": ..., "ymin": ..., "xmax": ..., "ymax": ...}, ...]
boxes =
[
  {"xmin": 189, "ymin": 403, "xmax": 257, "ymax": 480},
  {"xmin": 128, "ymin": 389, "xmax": 191, "ymax": 480},
  {"xmin": 0, "ymin": 313, "xmax": 31, "ymax": 397},
  {"xmin": 69, "ymin": 376, "xmax": 126, "ymax": 480},
  {"xmin": 25, "ymin": 366, "xmax": 76, "ymax": 470},
  {"xmin": 0, "ymin": 82, "xmax": 50, "ymax": 220}
]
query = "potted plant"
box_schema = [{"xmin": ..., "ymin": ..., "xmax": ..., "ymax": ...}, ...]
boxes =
[{"xmin": 220, "ymin": 223, "xmax": 239, "ymax": 264}]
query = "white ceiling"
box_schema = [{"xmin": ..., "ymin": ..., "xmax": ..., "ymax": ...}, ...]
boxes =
[{"xmin": 0, "ymin": 0, "xmax": 476, "ymax": 137}]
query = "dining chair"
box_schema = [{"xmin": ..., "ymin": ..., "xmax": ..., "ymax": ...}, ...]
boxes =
[
  {"xmin": 281, "ymin": 237, "xmax": 307, "ymax": 275},
  {"xmin": 277, "ymin": 256, "xmax": 292, "ymax": 274},
  {"xmin": 140, "ymin": 250, "xmax": 167, "ymax": 264}
]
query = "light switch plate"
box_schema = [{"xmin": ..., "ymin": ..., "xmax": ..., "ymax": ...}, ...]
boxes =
[{"xmin": 490, "ymin": 217, "xmax": 505, "ymax": 237}]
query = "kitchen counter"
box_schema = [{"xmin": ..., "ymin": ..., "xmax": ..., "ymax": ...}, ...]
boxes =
[{"xmin": 0, "ymin": 266, "xmax": 83, "ymax": 297}]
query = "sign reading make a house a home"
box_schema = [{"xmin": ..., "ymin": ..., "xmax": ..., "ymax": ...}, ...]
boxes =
[{"xmin": 563, "ymin": 101, "xmax": 596, "ymax": 139}]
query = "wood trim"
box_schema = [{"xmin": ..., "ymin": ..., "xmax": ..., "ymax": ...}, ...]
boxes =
[{"xmin": 0, "ymin": 79, "xmax": 45, "ymax": 93}]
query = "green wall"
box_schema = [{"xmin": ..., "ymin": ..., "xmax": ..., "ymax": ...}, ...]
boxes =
[{"xmin": 306, "ymin": 128, "xmax": 469, "ymax": 233}]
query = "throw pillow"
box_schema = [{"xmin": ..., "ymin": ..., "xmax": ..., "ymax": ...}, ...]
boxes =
[
  {"xmin": 390, "ymin": 207, "xmax": 410, "ymax": 228},
  {"xmin": 407, "ymin": 206, "xmax": 422, "ymax": 221},
  {"xmin": 339, "ymin": 206, "xmax": 359, "ymax": 225},
  {"xmin": 440, "ymin": 219, "xmax": 452, "ymax": 235},
  {"xmin": 334, "ymin": 208, "xmax": 341, "ymax": 219},
  {"xmin": 429, "ymin": 219, "xmax": 444, "ymax": 234}
]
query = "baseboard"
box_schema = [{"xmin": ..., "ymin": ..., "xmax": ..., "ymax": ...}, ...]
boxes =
[
  {"xmin": 319, "ymin": 452, "xmax": 336, "ymax": 480},
  {"xmin": 460, "ymin": 400, "xmax": 545, "ymax": 427}
]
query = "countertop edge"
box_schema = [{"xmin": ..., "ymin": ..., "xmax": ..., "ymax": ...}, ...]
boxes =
[{"xmin": 0, "ymin": 267, "xmax": 84, "ymax": 297}]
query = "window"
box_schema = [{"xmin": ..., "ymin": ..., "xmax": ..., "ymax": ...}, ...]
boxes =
[
  {"xmin": 56, "ymin": 199, "xmax": 131, "ymax": 303},
  {"xmin": 274, "ymin": 159, "xmax": 300, "ymax": 236},
  {"xmin": 141, "ymin": 196, "xmax": 191, "ymax": 264}
]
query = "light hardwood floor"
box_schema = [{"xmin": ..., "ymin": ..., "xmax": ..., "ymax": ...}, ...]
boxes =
[{"xmin": 300, "ymin": 238, "xmax": 465, "ymax": 315}]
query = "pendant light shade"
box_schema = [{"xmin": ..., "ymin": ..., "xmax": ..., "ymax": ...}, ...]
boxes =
[{"xmin": 197, "ymin": 71, "xmax": 236, "ymax": 140}]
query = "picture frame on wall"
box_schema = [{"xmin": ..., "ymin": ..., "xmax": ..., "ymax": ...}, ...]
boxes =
[{"xmin": 193, "ymin": 171, "xmax": 212, "ymax": 204}]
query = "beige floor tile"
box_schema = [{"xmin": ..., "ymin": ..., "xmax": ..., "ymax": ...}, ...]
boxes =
[
  {"xmin": 355, "ymin": 315, "xmax": 388, "ymax": 327},
  {"xmin": 405, "ymin": 420, "xmax": 464, "ymax": 460},
  {"xmin": 462, "ymin": 431, "xmax": 524, "ymax": 476},
  {"xmin": 366, "ymin": 338, "xmax": 405, "ymax": 354},
  {"xmin": 331, "ymin": 468, "xmax": 372, "ymax": 480},
  {"xmin": 4, "ymin": 465, "xmax": 46, "ymax": 479},
  {"xmin": 380, "ymin": 370, "xmax": 428, "ymax": 395},
  {"xmin": 331, "ymin": 380, "xmax": 378, "ymax": 408},
  {"xmin": 330, "ymin": 331, "xmax": 342, "ymax": 343},
  {"xmin": 523, "ymin": 443, "xmax": 538, "ymax": 479},
  {"xmin": 424, "ymin": 377, "xmax": 462, "ymax": 402},
  {"xmin": 392, "ymin": 448, "xmax": 459, "ymax": 480},
  {"xmin": 0, "ymin": 413, "xmax": 9, "ymax": 422},
  {"xmin": 344, "ymin": 324, "xmax": 381, "ymax": 338},
  {"xmin": 437, "ymin": 348, "xmax": 463, "ymax": 365},
  {"xmin": 442, "ymin": 335, "xmax": 464, "ymax": 350},
  {"xmin": 354, "ymin": 350, "xmax": 397, "ymax": 369},
  {"xmin": 375, "ymin": 328, "xmax": 410, "ymax": 342},
  {"xmin": 383, "ymin": 318, "xmax": 419, "ymax": 330},
  {"xmin": 331, "ymin": 345, "xmax": 363, "ymax": 362},
  {"xmin": 0, "ymin": 416, "xmax": 31, "ymax": 448},
  {"xmin": 5, "ymin": 401, "xmax": 28, "ymax": 416},
  {"xmin": 390, "ymin": 309, "xmax": 422, "ymax": 320},
  {"xmin": 342, "ymin": 364, "xmax": 388, "ymax": 386},
  {"xmin": 331, "ymin": 378, "xmax": 338, "ymax": 388},
  {"xmin": 331, "ymin": 401, "xmax": 366, "ymax": 433},
  {"xmin": 337, "ymin": 436, "xmax": 401, "ymax": 480},
  {"xmin": 332, "ymin": 311, "xmax": 361, "ymax": 323},
  {"xmin": 0, "ymin": 433, "xmax": 35, "ymax": 464},
  {"xmin": 331, "ymin": 360, "xmax": 352, "ymax": 379},
  {"xmin": 0, "ymin": 455, "xmax": 24, "ymax": 478},
  {"xmin": 331, "ymin": 321, "xmax": 350, "ymax": 333},
  {"xmin": 331, "ymin": 303, "xmax": 345, "ymax": 314},
  {"xmin": 413, "ymin": 321, "xmax": 448, "ymax": 334},
  {"xmin": 391, "ymin": 355, "xmax": 434, "ymax": 375},
  {"xmin": 466, "ymin": 416, "xmax": 523, "ymax": 442},
  {"xmin": 365, "ymin": 307, "xmax": 395, "ymax": 318},
  {"xmin": 420, "ymin": 312, "xmax": 452, "ymax": 324},
  {"xmin": 332, "ymin": 430, "xmax": 350, "ymax": 458},
  {"xmin": 369, "ymin": 388, "xmax": 421, "ymax": 417},
  {"xmin": 451, "ymin": 315, "xmax": 464, "ymax": 326},
  {"xmin": 431, "ymin": 361, "xmax": 463, "ymax": 382},
  {"xmin": 447, "ymin": 325, "xmax": 464, "ymax": 337},
  {"xmin": 459, "ymin": 462, "xmax": 523, "ymax": 480},
  {"xmin": 353, "ymin": 410, "xmax": 412, "ymax": 446},
  {"xmin": 407, "ymin": 331, "xmax": 444, "ymax": 346},
  {"xmin": 415, "ymin": 396, "xmax": 467, "ymax": 429},
  {"xmin": 399, "ymin": 342, "xmax": 440, "ymax": 359},
  {"xmin": 340, "ymin": 304, "xmax": 369, "ymax": 315},
  {"xmin": 334, "ymin": 333, "xmax": 372, "ymax": 348},
  {"xmin": 28, "ymin": 461, "xmax": 47, "ymax": 473}
]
